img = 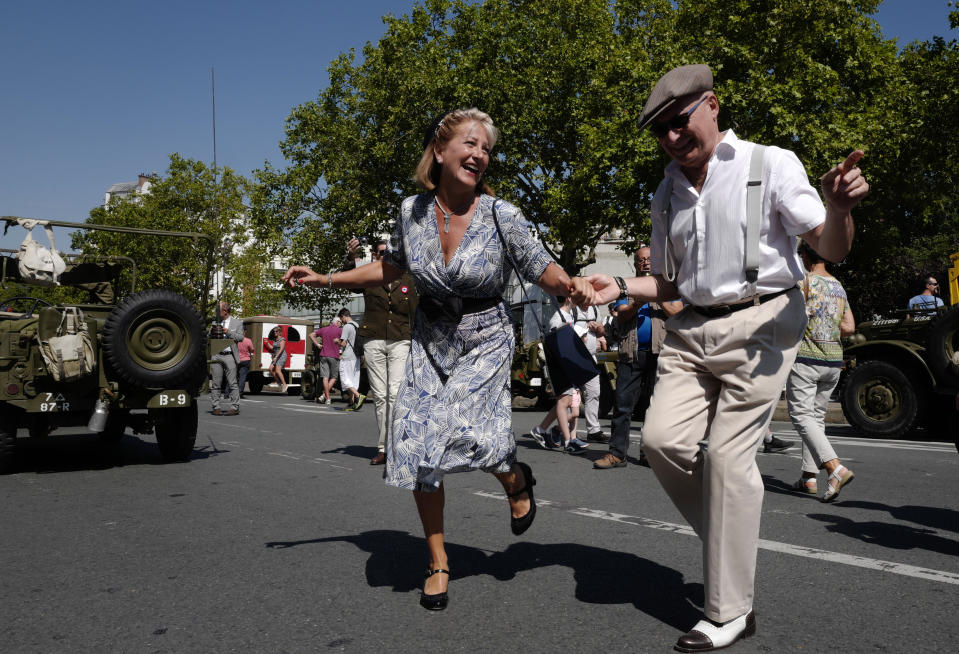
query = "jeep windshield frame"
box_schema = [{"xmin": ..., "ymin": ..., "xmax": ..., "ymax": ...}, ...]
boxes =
[{"xmin": 1, "ymin": 216, "xmax": 216, "ymax": 316}]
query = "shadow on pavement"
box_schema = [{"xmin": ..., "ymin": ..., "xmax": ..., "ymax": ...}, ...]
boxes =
[
  {"xmin": 265, "ymin": 529, "xmax": 702, "ymax": 630},
  {"xmin": 320, "ymin": 444, "xmax": 379, "ymax": 460},
  {"xmin": 806, "ymin": 513, "xmax": 959, "ymax": 556},
  {"xmin": 4, "ymin": 433, "xmax": 222, "ymax": 475},
  {"xmin": 837, "ymin": 500, "xmax": 959, "ymax": 535}
]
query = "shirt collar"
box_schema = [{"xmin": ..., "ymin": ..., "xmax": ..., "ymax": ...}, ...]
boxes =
[{"xmin": 664, "ymin": 129, "xmax": 741, "ymax": 180}]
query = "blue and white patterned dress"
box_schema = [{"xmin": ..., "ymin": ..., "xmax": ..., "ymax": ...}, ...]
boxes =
[{"xmin": 383, "ymin": 193, "xmax": 553, "ymax": 492}]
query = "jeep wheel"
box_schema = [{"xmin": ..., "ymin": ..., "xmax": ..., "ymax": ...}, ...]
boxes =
[
  {"xmin": 103, "ymin": 290, "xmax": 207, "ymax": 389},
  {"xmin": 247, "ymin": 372, "xmax": 264, "ymax": 394},
  {"xmin": 0, "ymin": 405, "xmax": 21, "ymax": 474},
  {"xmin": 841, "ymin": 360, "xmax": 920, "ymax": 438},
  {"xmin": 152, "ymin": 404, "xmax": 197, "ymax": 462},
  {"xmin": 927, "ymin": 305, "xmax": 959, "ymax": 386},
  {"xmin": 301, "ymin": 371, "xmax": 316, "ymax": 400}
]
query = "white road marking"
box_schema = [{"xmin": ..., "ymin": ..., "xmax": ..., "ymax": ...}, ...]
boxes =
[{"xmin": 473, "ymin": 492, "xmax": 959, "ymax": 587}]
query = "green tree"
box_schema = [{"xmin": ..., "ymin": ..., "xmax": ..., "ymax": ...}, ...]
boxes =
[
  {"xmin": 252, "ymin": 0, "xmax": 672, "ymax": 315},
  {"xmin": 253, "ymin": 0, "xmax": 956, "ymax": 317},
  {"xmin": 76, "ymin": 154, "xmax": 272, "ymax": 313}
]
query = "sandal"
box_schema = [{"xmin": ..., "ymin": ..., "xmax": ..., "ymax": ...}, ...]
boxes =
[
  {"xmin": 821, "ymin": 465, "xmax": 854, "ymax": 503},
  {"xmin": 791, "ymin": 477, "xmax": 818, "ymax": 495},
  {"xmin": 420, "ymin": 568, "xmax": 450, "ymax": 610},
  {"xmin": 507, "ymin": 461, "xmax": 537, "ymax": 536}
]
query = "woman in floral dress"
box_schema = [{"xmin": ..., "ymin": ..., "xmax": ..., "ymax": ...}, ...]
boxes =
[{"xmin": 283, "ymin": 108, "xmax": 581, "ymax": 610}]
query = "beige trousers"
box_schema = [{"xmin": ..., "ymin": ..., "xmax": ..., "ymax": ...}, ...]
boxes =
[
  {"xmin": 643, "ymin": 288, "xmax": 805, "ymax": 622},
  {"xmin": 364, "ymin": 338, "xmax": 412, "ymax": 452}
]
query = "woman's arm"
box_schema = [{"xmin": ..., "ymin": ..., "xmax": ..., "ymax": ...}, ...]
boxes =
[
  {"xmin": 535, "ymin": 262, "xmax": 573, "ymax": 297},
  {"xmin": 283, "ymin": 259, "xmax": 402, "ymax": 289},
  {"xmin": 840, "ymin": 306, "xmax": 856, "ymax": 337}
]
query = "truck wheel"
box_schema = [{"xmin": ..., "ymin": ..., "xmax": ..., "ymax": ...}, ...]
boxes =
[
  {"xmin": 0, "ymin": 405, "xmax": 20, "ymax": 474},
  {"xmin": 152, "ymin": 404, "xmax": 198, "ymax": 462},
  {"xmin": 841, "ymin": 359, "xmax": 920, "ymax": 438},
  {"xmin": 103, "ymin": 290, "xmax": 207, "ymax": 389},
  {"xmin": 247, "ymin": 372, "xmax": 264, "ymax": 394},
  {"xmin": 927, "ymin": 305, "xmax": 959, "ymax": 386},
  {"xmin": 301, "ymin": 371, "xmax": 316, "ymax": 400}
]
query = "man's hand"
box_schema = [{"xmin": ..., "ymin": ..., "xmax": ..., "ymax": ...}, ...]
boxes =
[
  {"xmin": 282, "ymin": 265, "xmax": 321, "ymax": 288},
  {"xmin": 821, "ymin": 150, "xmax": 869, "ymax": 213},
  {"xmin": 568, "ymin": 276, "xmax": 598, "ymax": 306},
  {"xmin": 587, "ymin": 320, "xmax": 605, "ymax": 336},
  {"xmin": 582, "ymin": 274, "xmax": 620, "ymax": 306},
  {"xmin": 347, "ymin": 238, "xmax": 360, "ymax": 257}
]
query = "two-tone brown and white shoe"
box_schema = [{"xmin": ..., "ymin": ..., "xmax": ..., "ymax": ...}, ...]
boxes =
[{"xmin": 675, "ymin": 610, "xmax": 755, "ymax": 652}]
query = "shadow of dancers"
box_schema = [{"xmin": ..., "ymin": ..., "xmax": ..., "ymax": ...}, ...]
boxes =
[{"xmin": 266, "ymin": 529, "xmax": 702, "ymax": 630}]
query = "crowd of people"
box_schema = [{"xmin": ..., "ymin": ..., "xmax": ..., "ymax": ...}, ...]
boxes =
[{"xmin": 276, "ymin": 63, "xmax": 872, "ymax": 653}]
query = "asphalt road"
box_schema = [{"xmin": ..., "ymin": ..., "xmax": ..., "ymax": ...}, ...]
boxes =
[{"xmin": 2, "ymin": 391, "xmax": 957, "ymax": 654}]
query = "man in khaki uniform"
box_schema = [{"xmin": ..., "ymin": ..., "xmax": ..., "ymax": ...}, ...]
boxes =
[
  {"xmin": 345, "ymin": 239, "xmax": 418, "ymax": 465},
  {"xmin": 576, "ymin": 64, "xmax": 868, "ymax": 652}
]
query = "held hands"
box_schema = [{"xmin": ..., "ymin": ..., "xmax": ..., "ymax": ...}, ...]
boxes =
[
  {"xmin": 568, "ymin": 274, "xmax": 619, "ymax": 306},
  {"xmin": 282, "ymin": 265, "xmax": 322, "ymax": 288},
  {"xmin": 821, "ymin": 150, "xmax": 869, "ymax": 213}
]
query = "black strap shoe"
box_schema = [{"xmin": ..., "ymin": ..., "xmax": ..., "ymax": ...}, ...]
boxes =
[
  {"xmin": 419, "ymin": 568, "xmax": 450, "ymax": 610},
  {"xmin": 508, "ymin": 461, "xmax": 537, "ymax": 535}
]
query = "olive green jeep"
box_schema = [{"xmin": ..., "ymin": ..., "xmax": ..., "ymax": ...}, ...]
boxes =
[
  {"xmin": 839, "ymin": 304, "xmax": 959, "ymax": 438},
  {"xmin": 0, "ymin": 217, "xmax": 222, "ymax": 472}
]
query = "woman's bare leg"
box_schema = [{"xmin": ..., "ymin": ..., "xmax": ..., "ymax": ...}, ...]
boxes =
[{"xmin": 413, "ymin": 486, "xmax": 448, "ymax": 595}]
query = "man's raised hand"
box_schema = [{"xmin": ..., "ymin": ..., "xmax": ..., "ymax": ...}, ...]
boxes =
[{"xmin": 821, "ymin": 150, "xmax": 869, "ymax": 213}]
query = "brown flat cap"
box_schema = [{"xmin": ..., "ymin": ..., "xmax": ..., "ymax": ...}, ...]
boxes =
[{"xmin": 637, "ymin": 64, "xmax": 713, "ymax": 130}]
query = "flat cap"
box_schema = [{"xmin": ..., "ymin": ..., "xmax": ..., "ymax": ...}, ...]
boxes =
[{"xmin": 637, "ymin": 64, "xmax": 713, "ymax": 130}]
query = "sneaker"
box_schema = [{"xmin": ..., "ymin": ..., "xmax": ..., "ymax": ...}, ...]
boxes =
[
  {"xmin": 353, "ymin": 394, "xmax": 366, "ymax": 410},
  {"xmin": 325, "ymin": 397, "xmax": 331, "ymax": 405},
  {"xmin": 564, "ymin": 438, "xmax": 590, "ymax": 455},
  {"xmin": 586, "ymin": 430, "xmax": 610, "ymax": 444},
  {"xmin": 763, "ymin": 435, "xmax": 794, "ymax": 453},
  {"xmin": 530, "ymin": 426, "xmax": 549, "ymax": 449},
  {"xmin": 545, "ymin": 427, "xmax": 565, "ymax": 451}
]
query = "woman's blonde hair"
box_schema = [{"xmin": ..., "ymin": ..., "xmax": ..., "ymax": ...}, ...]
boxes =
[{"xmin": 415, "ymin": 108, "xmax": 499, "ymax": 194}]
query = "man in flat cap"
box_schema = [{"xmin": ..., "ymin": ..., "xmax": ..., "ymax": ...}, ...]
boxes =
[{"xmin": 573, "ymin": 64, "xmax": 868, "ymax": 652}]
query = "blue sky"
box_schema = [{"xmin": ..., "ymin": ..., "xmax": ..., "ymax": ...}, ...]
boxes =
[{"xmin": 1, "ymin": 0, "xmax": 955, "ymax": 251}]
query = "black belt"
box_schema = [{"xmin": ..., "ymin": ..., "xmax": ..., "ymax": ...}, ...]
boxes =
[
  {"xmin": 419, "ymin": 295, "xmax": 502, "ymax": 323},
  {"xmin": 692, "ymin": 287, "xmax": 795, "ymax": 318}
]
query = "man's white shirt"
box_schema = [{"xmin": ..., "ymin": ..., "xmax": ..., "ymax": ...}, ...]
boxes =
[{"xmin": 650, "ymin": 130, "xmax": 825, "ymax": 307}]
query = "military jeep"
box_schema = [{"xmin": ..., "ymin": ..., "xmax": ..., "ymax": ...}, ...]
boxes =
[
  {"xmin": 0, "ymin": 217, "xmax": 219, "ymax": 472},
  {"xmin": 839, "ymin": 304, "xmax": 959, "ymax": 439}
]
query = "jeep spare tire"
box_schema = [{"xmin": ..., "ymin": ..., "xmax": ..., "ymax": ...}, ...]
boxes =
[
  {"xmin": 103, "ymin": 290, "xmax": 207, "ymax": 388},
  {"xmin": 926, "ymin": 304, "xmax": 959, "ymax": 386}
]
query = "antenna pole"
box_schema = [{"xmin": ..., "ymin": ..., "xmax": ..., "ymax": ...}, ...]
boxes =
[{"xmin": 211, "ymin": 66, "xmax": 217, "ymax": 176}]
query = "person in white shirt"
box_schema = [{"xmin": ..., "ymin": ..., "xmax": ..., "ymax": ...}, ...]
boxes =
[{"xmin": 575, "ymin": 64, "xmax": 869, "ymax": 653}]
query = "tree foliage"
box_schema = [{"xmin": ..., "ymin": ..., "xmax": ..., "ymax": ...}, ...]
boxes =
[
  {"xmin": 254, "ymin": 0, "xmax": 959, "ymax": 317},
  {"xmin": 75, "ymin": 154, "xmax": 282, "ymax": 314}
]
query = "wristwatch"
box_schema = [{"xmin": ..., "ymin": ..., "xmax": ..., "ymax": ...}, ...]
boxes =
[{"xmin": 614, "ymin": 276, "xmax": 628, "ymax": 301}]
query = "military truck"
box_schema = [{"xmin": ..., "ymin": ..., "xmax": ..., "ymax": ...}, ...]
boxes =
[
  {"xmin": 0, "ymin": 216, "xmax": 219, "ymax": 472},
  {"xmin": 839, "ymin": 304, "xmax": 959, "ymax": 439}
]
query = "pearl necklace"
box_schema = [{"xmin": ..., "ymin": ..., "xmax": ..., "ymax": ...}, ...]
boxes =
[{"xmin": 435, "ymin": 195, "xmax": 473, "ymax": 234}]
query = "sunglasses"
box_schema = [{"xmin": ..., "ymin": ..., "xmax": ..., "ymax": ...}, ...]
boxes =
[{"xmin": 650, "ymin": 96, "xmax": 709, "ymax": 138}]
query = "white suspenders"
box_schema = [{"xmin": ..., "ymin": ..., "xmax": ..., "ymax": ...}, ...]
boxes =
[{"xmin": 661, "ymin": 143, "xmax": 767, "ymax": 298}]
